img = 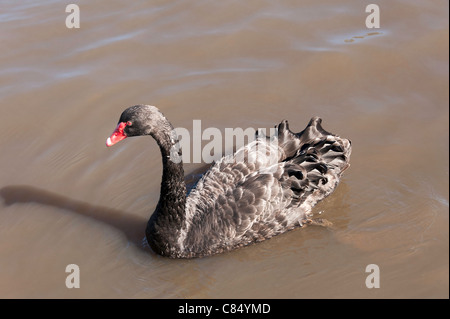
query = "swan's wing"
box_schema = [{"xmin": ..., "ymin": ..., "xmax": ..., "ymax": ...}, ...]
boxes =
[
  {"xmin": 181, "ymin": 153, "xmax": 277, "ymax": 253},
  {"xmin": 181, "ymin": 117, "xmax": 351, "ymax": 256},
  {"xmin": 225, "ymin": 167, "xmax": 306, "ymax": 242},
  {"xmin": 224, "ymin": 117, "xmax": 352, "ymax": 242},
  {"xmin": 182, "ymin": 161, "xmax": 310, "ymax": 252}
]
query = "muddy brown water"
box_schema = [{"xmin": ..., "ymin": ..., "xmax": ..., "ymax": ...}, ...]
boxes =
[{"xmin": 0, "ymin": 1, "xmax": 448, "ymax": 298}]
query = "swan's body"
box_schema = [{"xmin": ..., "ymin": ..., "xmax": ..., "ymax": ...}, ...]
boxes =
[{"xmin": 106, "ymin": 105, "xmax": 351, "ymax": 258}]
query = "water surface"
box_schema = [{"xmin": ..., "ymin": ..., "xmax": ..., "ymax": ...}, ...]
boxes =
[{"xmin": 0, "ymin": 0, "xmax": 448, "ymax": 298}]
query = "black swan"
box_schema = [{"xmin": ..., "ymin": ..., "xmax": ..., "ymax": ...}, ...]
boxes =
[{"xmin": 106, "ymin": 105, "xmax": 351, "ymax": 258}]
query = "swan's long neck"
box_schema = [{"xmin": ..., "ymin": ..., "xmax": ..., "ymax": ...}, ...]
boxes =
[
  {"xmin": 157, "ymin": 133, "xmax": 186, "ymax": 222},
  {"xmin": 145, "ymin": 115, "xmax": 187, "ymax": 257}
]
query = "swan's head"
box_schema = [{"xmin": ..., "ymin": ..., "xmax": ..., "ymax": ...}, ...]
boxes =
[{"xmin": 106, "ymin": 105, "xmax": 167, "ymax": 147}]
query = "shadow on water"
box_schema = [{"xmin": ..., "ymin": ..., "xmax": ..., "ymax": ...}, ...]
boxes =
[
  {"xmin": 0, "ymin": 168, "xmax": 209, "ymax": 254},
  {"xmin": 0, "ymin": 185, "xmax": 150, "ymax": 251}
]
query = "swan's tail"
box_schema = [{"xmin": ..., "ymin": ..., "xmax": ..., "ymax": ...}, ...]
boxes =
[
  {"xmin": 273, "ymin": 117, "xmax": 351, "ymax": 210},
  {"xmin": 276, "ymin": 117, "xmax": 351, "ymax": 169},
  {"xmin": 254, "ymin": 116, "xmax": 351, "ymax": 197}
]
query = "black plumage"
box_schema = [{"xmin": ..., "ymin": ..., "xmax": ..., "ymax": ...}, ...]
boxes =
[{"xmin": 107, "ymin": 105, "xmax": 351, "ymax": 258}]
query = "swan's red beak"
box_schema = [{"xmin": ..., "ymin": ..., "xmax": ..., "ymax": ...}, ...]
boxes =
[{"xmin": 106, "ymin": 122, "xmax": 127, "ymax": 147}]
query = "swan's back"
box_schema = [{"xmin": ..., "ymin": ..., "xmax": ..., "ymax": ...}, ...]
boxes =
[{"xmin": 177, "ymin": 117, "xmax": 351, "ymax": 257}]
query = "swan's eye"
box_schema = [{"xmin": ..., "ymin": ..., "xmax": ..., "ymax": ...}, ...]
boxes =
[{"xmin": 126, "ymin": 121, "xmax": 133, "ymax": 126}]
